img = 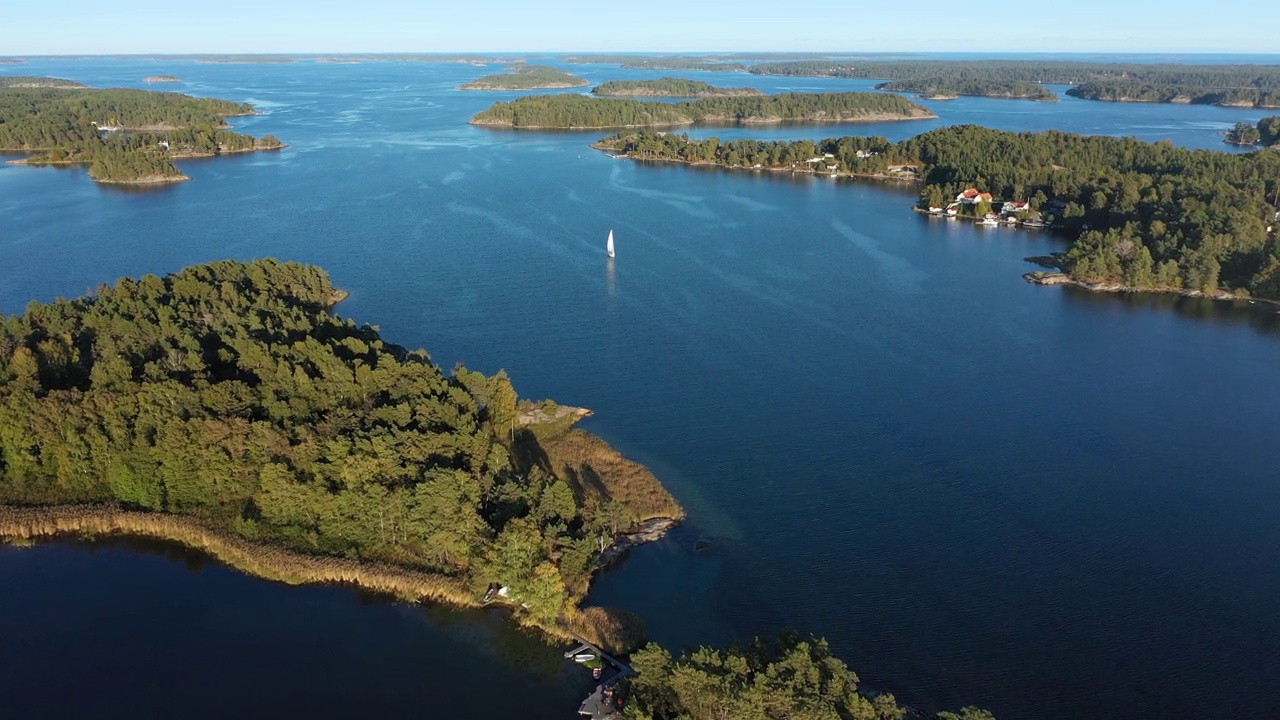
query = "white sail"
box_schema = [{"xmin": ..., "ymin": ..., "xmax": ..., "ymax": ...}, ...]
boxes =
[{"xmin": 606, "ymin": 229, "xmax": 615, "ymax": 258}]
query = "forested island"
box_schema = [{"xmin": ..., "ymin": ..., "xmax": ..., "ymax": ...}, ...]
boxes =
[
  {"xmin": 0, "ymin": 258, "xmax": 994, "ymax": 720},
  {"xmin": 0, "ymin": 82, "xmax": 283, "ymax": 184},
  {"xmin": 459, "ymin": 64, "xmax": 589, "ymax": 91},
  {"xmin": 1065, "ymin": 81, "xmax": 1280, "ymax": 108},
  {"xmin": 746, "ymin": 60, "xmax": 1280, "ymax": 88},
  {"xmin": 748, "ymin": 60, "xmax": 1280, "ymax": 106},
  {"xmin": 470, "ymin": 92, "xmax": 934, "ymax": 129},
  {"xmin": 0, "ymin": 76, "xmax": 85, "ymax": 89},
  {"xmin": 592, "ymin": 78, "xmax": 763, "ymax": 98},
  {"xmin": 875, "ymin": 78, "xmax": 1056, "ymax": 101},
  {"xmin": 596, "ymin": 126, "xmax": 1280, "ymax": 302},
  {"xmin": 1226, "ymin": 117, "xmax": 1280, "ymax": 146}
]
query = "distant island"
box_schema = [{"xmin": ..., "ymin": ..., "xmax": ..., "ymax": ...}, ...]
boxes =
[
  {"xmin": 144, "ymin": 75, "xmax": 182, "ymax": 83},
  {"xmin": 1226, "ymin": 117, "xmax": 1280, "ymax": 147},
  {"xmin": 471, "ymin": 92, "xmax": 935, "ymax": 129},
  {"xmin": 597, "ymin": 125, "xmax": 1280, "ymax": 303},
  {"xmin": 593, "ymin": 78, "xmax": 763, "ymax": 98},
  {"xmin": 1065, "ymin": 81, "xmax": 1280, "ymax": 108},
  {"xmin": 194, "ymin": 55, "xmax": 297, "ymax": 64},
  {"xmin": 0, "ymin": 58, "xmax": 24, "ymax": 65},
  {"xmin": 459, "ymin": 64, "xmax": 589, "ymax": 91},
  {"xmin": 876, "ymin": 78, "xmax": 1056, "ymax": 102},
  {"xmin": 0, "ymin": 76, "xmax": 86, "ymax": 89},
  {"xmin": 564, "ymin": 55, "xmax": 748, "ymax": 72},
  {"xmin": 1, "ymin": 80, "xmax": 283, "ymax": 184}
]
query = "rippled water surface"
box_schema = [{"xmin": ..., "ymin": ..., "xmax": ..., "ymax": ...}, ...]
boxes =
[{"xmin": 2, "ymin": 57, "xmax": 1280, "ymax": 720}]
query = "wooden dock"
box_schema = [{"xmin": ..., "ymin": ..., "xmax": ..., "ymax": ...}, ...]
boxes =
[
  {"xmin": 564, "ymin": 633, "xmax": 633, "ymax": 679},
  {"xmin": 569, "ymin": 634, "xmax": 632, "ymax": 718}
]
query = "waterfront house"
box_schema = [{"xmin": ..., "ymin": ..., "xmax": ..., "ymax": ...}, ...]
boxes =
[
  {"xmin": 957, "ymin": 188, "xmax": 994, "ymax": 204},
  {"xmin": 946, "ymin": 204, "xmax": 959, "ymax": 216},
  {"xmin": 929, "ymin": 206, "xmax": 944, "ymax": 214},
  {"xmin": 855, "ymin": 149, "xmax": 877, "ymax": 159},
  {"xmin": 1002, "ymin": 200, "xmax": 1030, "ymax": 213}
]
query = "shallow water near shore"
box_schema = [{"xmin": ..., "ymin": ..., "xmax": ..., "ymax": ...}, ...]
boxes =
[{"xmin": 3, "ymin": 56, "xmax": 1280, "ymax": 720}]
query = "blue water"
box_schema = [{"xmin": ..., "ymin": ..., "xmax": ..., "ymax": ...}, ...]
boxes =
[{"xmin": 3, "ymin": 57, "xmax": 1280, "ymax": 720}]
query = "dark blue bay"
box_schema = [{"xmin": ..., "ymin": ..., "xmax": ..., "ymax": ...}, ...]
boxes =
[{"xmin": 2, "ymin": 56, "xmax": 1279, "ymax": 720}]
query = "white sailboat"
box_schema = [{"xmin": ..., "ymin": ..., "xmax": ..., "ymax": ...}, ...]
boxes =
[{"xmin": 606, "ymin": 229, "xmax": 615, "ymax": 258}]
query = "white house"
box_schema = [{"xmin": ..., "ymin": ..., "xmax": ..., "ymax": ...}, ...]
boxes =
[{"xmin": 956, "ymin": 188, "xmax": 994, "ymax": 204}]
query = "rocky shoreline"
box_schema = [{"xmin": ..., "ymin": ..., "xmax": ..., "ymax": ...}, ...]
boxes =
[
  {"xmin": 1022, "ymin": 270, "xmax": 1280, "ymax": 308},
  {"xmin": 594, "ymin": 517, "xmax": 679, "ymax": 569}
]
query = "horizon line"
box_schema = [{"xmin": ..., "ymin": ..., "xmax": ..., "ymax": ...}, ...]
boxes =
[{"xmin": 5, "ymin": 50, "xmax": 1280, "ymax": 59}]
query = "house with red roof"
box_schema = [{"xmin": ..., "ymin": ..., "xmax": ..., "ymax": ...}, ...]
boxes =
[{"xmin": 956, "ymin": 188, "xmax": 994, "ymax": 204}]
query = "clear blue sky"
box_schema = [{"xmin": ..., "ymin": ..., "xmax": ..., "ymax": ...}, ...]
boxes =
[{"xmin": 2, "ymin": 0, "xmax": 1274, "ymax": 55}]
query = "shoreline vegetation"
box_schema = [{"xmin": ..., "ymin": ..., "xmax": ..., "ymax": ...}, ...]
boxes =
[
  {"xmin": 459, "ymin": 64, "xmax": 589, "ymax": 91},
  {"xmin": 592, "ymin": 78, "xmax": 764, "ymax": 98},
  {"xmin": 595, "ymin": 126, "xmax": 1280, "ymax": 303},
  {"xmin": 0, "ymin": 259, "xmax": 680, "ymax": 655},
  {"xmin": 0, "ymin": 80, "xmax": 283, "ymax": 184},
  {"xmin": 470, "ymin": 92, "xmax": 935, "ymax": 129}
]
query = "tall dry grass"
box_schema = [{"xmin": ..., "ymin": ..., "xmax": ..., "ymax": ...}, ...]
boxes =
[
  {"xmin": 564, "ymin": 605, "xmax": 648, "ymax": 656},
  {"xmin": 543, "ymin": 430, "xmax": 683, "ymax": 522},
  {"xmin": 0, "ymin": 504, "xmax": 629, "ymax": 651},
  {"xmin": 0, "ymin": 505, "xmax": 476, "ymax": 607}
]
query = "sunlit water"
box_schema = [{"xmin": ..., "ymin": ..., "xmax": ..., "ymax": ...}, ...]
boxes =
[{"xmin": 2, "ymin": 57, "xmax": 1279, "ymax": 720}]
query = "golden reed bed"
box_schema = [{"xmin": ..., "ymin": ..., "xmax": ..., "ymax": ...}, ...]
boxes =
[{"xmin": 0, "ymin": 504, "xmax": 644, "ymax": 652}]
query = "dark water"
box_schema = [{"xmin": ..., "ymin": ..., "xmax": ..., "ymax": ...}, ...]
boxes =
[
  {"xmin": 0, "ymin": 540, "xmax": 591, "ymax": 719},
  {"xmin": 2, "ymin": 57, "xmax": 1280, "ymax": 720}
]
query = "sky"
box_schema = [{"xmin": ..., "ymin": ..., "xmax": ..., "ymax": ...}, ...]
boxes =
[{"xmin": 0, "ymin": 0, "xmax": 1275, "ymax": 56}]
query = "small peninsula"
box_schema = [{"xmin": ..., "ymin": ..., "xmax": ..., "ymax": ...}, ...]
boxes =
[
  {"xmin": 459, "ymin": 64, "xmax": 589, "ymax": 91},
  {"xmin": 596, "ymin": 125, "xmax": 1280, "ymax": 302},
  {"xmin": 876, "ymin": 78, "xmax": 1056, "ymax": 101},
  {"xmin": 471, "ymin": 92, "xmax": 935, "ymax": 129},
  {"xmin": 0, "ymin": 81, "xmax": 283, "ymax": 184},
  {"xmin": 0, "ymin": 259, "xmax": 680, "ymax": 652},
  {"xmin": 144, "ymin": 75, "xmax": 182, "ymax": 83},
  {"xmin": 593, "ymin": 78, "xmax": 763, "ymax": 98},
  {"xmin": 1225, "ymin": 117, "xmax": 1280, "ymax": 147}
]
